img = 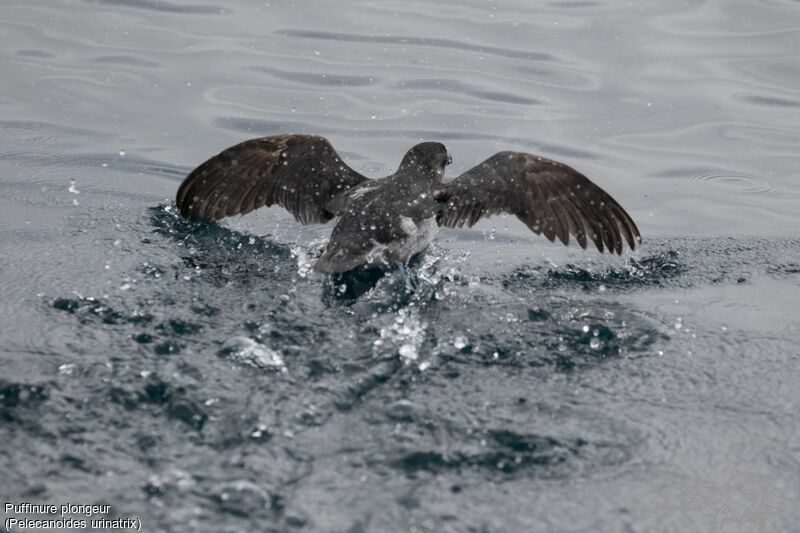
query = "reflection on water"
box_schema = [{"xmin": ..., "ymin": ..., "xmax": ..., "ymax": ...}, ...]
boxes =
[{"xmin": 2, "ymin": 0, "xmax": 800, "ymax": 531}]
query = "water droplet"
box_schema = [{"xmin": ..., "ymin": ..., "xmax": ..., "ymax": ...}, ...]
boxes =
[
  {"xmin": 221, "ymin": 337, "xmax": 286, "ymax": 371},
  {"xmin": 582, "ymin": 324, "xmax": 590, "ymax": 333},
  {"xmin": 119, "ymin": 149, "xmax": 126, "ymax": 157},
  {"xmin": 418, "ymin": 361, "xmax": 431, "ymax": 371},
  {"xmin": 589, "ymin": 337, "xmax": 601, "ymax": 350},
  {"xmin": 399, "ymin": 344, "xmax": 417, "ymax": 360},
  {"xmin": 453, "ymin": 336, "xmax": 468, "ymax": 350}
]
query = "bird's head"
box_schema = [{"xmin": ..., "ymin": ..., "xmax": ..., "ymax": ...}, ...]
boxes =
[{"xmin": 398, "ymin": 141, "xmax": 451, "ymax": 178}]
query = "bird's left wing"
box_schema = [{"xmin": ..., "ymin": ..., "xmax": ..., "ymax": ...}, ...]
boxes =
[
  {"xmin": 434, "ymin": 151, "xmax": 640, "ymax": 254},
  {"xmin": 176, "ymin": 134, "xmax": 369, "ymax": 224}
]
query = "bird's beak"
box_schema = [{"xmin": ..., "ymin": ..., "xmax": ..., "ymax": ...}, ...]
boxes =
[{"xmin": 446, "ymin": 154, "xmax": 452, "ymax": 166}]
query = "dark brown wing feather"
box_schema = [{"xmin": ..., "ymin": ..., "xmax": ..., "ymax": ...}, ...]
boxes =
[
  {"xmin": 435, "ymin": 151, "xmax": 640, "ymax": 254},
  {"xmin": 176, "ymin": 134, "xmax": 369, "ymax": 224}
]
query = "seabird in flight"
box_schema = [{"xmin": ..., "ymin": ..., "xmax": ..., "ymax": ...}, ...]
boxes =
[{"xmin": 175, "ymin": 134, "xmax": 640, "ymax": 273}]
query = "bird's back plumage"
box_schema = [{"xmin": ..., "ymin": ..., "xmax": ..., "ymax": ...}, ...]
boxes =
[{"xmin": 314, "ymin": 171, "xmax": 441, "ymax": 272}]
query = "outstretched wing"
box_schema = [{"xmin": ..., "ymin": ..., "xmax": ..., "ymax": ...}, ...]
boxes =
[
  {"xmin": 435, "ymin": 151, "xmax": 640, "ymax": 254},
  {"xmin": 176, "ymin": 134, "xmax": 369, "ymax": 223}
]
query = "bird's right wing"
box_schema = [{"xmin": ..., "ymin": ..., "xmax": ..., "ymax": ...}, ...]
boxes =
[
  {"xmin": 176, "ymin": 134, "xmax": 369, "ymax": 224},
  {"xmin": 435, "ymin": 151, "xmax": 640, "ymax": 254}
]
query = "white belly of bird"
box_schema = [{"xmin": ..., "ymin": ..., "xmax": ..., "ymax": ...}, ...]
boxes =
[{"xmin": 397, "ymin": 216, "xmax": 439, "ymax": 261}]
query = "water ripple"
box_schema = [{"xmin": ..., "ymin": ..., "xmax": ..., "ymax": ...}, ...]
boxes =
[
  {"xmin": 212, "ymin": 116, "xmax": 599, "ymax": 160},
  {"xmin": 739, "ymin": 93, "xmax": 800, "ymax": 108},
  {"xmin": 249, "ymin": 65, "xmax": 378, "ymax": 87},
  {"xmin": 92, "ymin": 55, "xmax": 161, "ymax": 68},
  {"xmin": 276, "ymin": 29, "xmax": 556, "ymax": 62},
  {"xmin": 85, "ymin": 0, "xmax": 228, "ymax": 15},
  {"xmin": 394, "ymin": 78, "xmax": 543, "ymax": 106}
]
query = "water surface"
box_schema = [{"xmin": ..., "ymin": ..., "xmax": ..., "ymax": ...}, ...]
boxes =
[{"xmin": 1, "ymin": 1, "xmax": 799, "ymax": 531}]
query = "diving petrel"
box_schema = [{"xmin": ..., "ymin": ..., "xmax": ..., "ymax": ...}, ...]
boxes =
[{"xmin": 175, "ymin": 134, "xmax": 640, "ymax": 273}]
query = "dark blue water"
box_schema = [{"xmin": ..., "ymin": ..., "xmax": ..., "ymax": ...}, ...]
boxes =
[{"xmin": 1, "ymin": 1, "xmax": 799, "ymax": 532}]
